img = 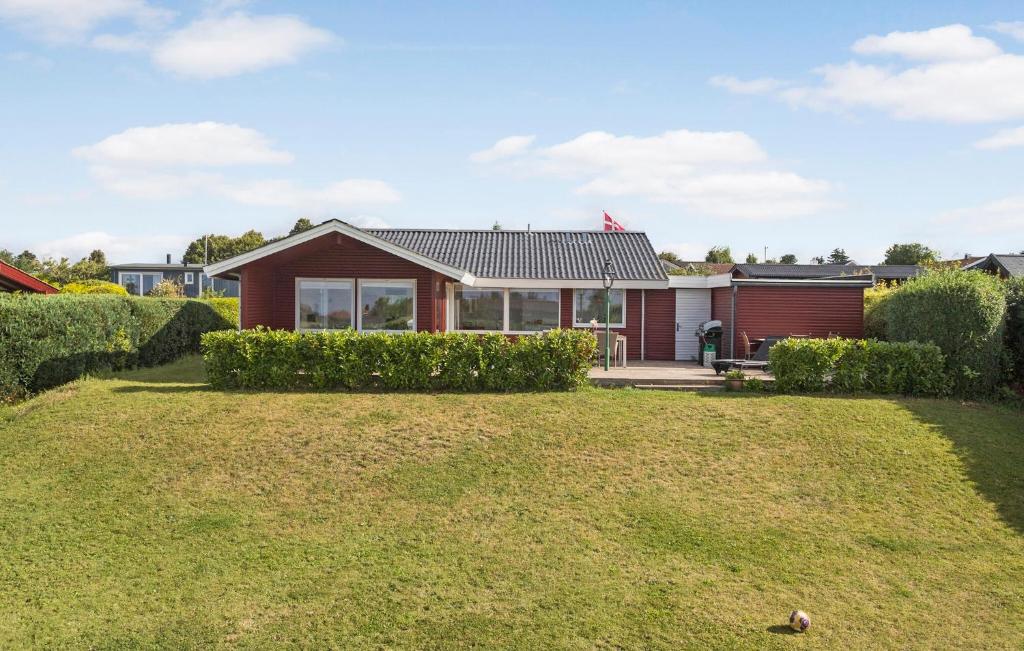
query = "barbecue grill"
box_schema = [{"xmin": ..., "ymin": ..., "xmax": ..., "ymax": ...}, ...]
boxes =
[{"xmin": 695, "ymin": 319, "xmax": 723, "ymax": 366}]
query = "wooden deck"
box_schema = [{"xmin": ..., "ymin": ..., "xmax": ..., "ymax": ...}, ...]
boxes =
[{"xmin": 588, "ymin": 361, "xmax": 772, "ymax": 390}]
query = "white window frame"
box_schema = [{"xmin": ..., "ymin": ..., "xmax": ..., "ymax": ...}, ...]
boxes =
[
  {"xmin": 184, "ymin": 272, "xmax": 194, "ymax": 285},
  {"xmin": 572, "ymin": 288, "xmax": 626, "ymax": 328},
  {"xmin": 356, "ymin": 279, "xmax": 417, "ymax": 333},
  {"xmin": 450, "ymin": 284, "xmax": 561, "ymax": 334},
  {"xmin": 294, "ymin": 277, "xmax": 355, "ymax": 332},
  {"xmin": 117, "ymin": 271, "xmax": 163, "ymax": 296}
]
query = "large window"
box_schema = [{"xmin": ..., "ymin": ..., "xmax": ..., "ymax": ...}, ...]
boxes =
[
  {"xmin": 452, "ymin": 285, "xmax": 561, "ymax": 332},
  {"xmin": 574, "ymin": 288, "xmax": 625, "ymax": 327},
  {"xmin": 296, "ymin": 279, "xmax": 353, "ymax": 331},
  {"xmin": 359, "ymin": 280, "xmax": 416, "ymax": 332},
  {"xmin": 453, "ymin": 286, "xmax": 504, "ymax": 331},
  {"xmin": 119, "ymin": 272, "xmax": 161, "ymax": 296},
  {"xmin": 509, "ymin": 289, "xmax": 560, "ymax": 332}
]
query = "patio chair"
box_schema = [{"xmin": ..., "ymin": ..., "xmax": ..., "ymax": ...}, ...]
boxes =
[
  {"xmin": 711, "ymin": 332, "xmax": 774, "ymax": 375},
  {"xmin": 594, "ymin": 330, "xmax": 624, "ymax": 367}
]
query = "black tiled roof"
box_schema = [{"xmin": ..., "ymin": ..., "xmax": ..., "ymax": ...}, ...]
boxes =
[
  {"xmin": 367, "ymin": 229, "xmax": 667, "ymax": 281},
  {"xmin": 992, "ymin": 254, "xmax": 1024, "ymax": 277},
  {"xmin": 734, "ymin": 263, "xmax": 923, "ymax": 280}
]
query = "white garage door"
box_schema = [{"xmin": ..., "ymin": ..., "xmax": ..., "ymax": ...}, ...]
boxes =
[{"xmin": 675, "ymin": 288, "xmax": 712, "ymax": 361}]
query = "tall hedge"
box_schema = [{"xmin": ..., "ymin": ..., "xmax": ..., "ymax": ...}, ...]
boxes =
[
  {"xmin": 201, "ymin": 327, "xmax": 597, "ymax": 392},
  {"xmin": 0, "ymin": 294, "xmax": 236, "ymax": 401},
  {"xmin": 885, "ymin": 269, "xmax": 1006, "ymax": 397},
  {"xmin": 1006, "ymin": 277, "xmax": 1024, "ymax": 385}
]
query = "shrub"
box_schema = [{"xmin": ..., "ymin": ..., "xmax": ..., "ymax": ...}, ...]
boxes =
[
  {"xmin": 863, "ymin": 282, "xmax": 894, "ymax": 339},
  {"xmin": 202, "ymin": 297, "xmax": 239, "ymax": 329},
  {"xmin": 1006, "ymin": 277, "xmax": 1024, "ymax": 385},
  {"xmin": 201, "ymin": 327, "xmax": 596, "ymax": 392},
  {"xmin": 769, "ymin": 337, "xmax": 948, "ymax": 396},
  {"xmin": 885, "ymin": 269, "xmax": 1005, "ymax": 397},
  {"xmin": 60, "ymin": 279, "xmax": 129, "ymax": 296},
  {"xmin": 149, "ymin": 279, "xmax": 184, "ymax": 297},
  {"xmin": 0, "ymin": 294, "xmax": 236, "ymax": 401}
]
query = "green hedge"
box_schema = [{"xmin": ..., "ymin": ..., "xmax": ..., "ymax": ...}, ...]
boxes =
[
  {"xmin": 768, "ymin": 337, "xmax": 948, "ymax": 396},
  {"xmin": 0, "ymin": 294, "xmax": 236, "ymax": 401},
  {"xmin": 885, "ymin": 269, "xmax": 1005, "ymax": 397},
  {"xmin": 1006, "ymin": 277, "xmax": 1024, "ymax": 385},
  {"xmin": 201, "ymin": 327, "xmax": 597, "ymax": 392}
]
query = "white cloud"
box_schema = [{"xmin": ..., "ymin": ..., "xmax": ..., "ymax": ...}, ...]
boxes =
[
  {"xmin": 73, "ymin": 122, "xmax": 294, "ymax": 166},
  {"xmin": 938, "ymin": 196, "xmax": 1024, "ymax": 234},
  {"xmin": 152, "ymin": 12, "xmax": 334, "ymax": 78},
  {"xmin": 91, "ymin": 32, "xmax": 150, "ymax": 52},
  {"xmin": 33, "ymin": 231, "xmax": 189, "ymax": 264},
  {"xmin": 852, "ymin": 24, "xmax": 1001, "ymax": 61},
  {"xmin": 0, "ymin": 0, "xmax": 173, "ymax": 43},
  {"xmin": 473, "ymin": 129, "xmax": 832, "ymax": 219},
  {"xmin": 974, "ymin": 125, "xmax": 1024, "ymax": 149},
  {"xmin": 990, "ymin": 21, "xmax": 1024, "ymax": 41},
  {"xmin": 5, "ymin": 50, "xmax": 53, "ymax": 69},
  {"xmin": 75, "ymin": 122, "xmax": 401, "ymax": 211},
  {"xmin": 469, "ymin": 135, "xmax": 535, "ymax": 163},
  {"xmin": 709, "ymin": 75, "xmax": 787, "ymax": 94},
  {"xmin": 715, "ymin": 23, "xmax": 1024, "ymax": 124}
]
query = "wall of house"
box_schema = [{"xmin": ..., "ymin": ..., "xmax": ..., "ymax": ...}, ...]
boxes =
[
  {"xmin": 643, "ymin": 288, "xmax": 676, "ymax": 361},
  {"xmin": 238, "ymin": 232, "xmax": 441, "ymax": 331},
  {"xmin": 559, "ymin": 288, "xmax": 644, "ymax": 360},
  {"xmin": 711, "ymin": 286, "xmax": 734, "ymax": 358},
  {"xmin": 731, "ymin": 285, "xmax": 864, "ymax": 356}
]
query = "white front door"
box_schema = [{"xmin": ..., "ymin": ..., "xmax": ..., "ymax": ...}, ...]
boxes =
[{"xmin": 675, "ymin": 288, "xmax": 712, "ymax": 361}]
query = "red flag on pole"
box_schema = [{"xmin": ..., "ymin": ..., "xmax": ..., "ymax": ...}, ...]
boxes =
[{"xmin": 603, "ymin": 211, "xmax": 625, "ymax": 231}]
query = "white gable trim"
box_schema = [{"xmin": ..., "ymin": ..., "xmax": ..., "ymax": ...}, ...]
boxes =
[{"xmin": 204, "ymin": 220, "xmax": 475, "ymax": 284}]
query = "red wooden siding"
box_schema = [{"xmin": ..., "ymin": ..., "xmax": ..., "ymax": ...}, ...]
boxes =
[
  {"xmin": 732, "ymin": 285, "xmax": 864, "ymax": 355},
  {"xmin": 711, "ymin": 286, "xmax": 734, "ymax": 358},
  {"xmin": 643, "ymin": 288, "xmax": 675, "ymax": 361},
  {"xmin": 239, "ymin": 232, "xmax": 443, "ymax": 331},
  {"xmin": 559, "ymin": 288, "xmax": 643, "ymax": 359},
  {"xmin": 0, "ymin": 261, "xmax": 57, "ymax": 294}
]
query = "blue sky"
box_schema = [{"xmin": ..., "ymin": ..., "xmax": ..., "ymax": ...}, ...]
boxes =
[{"xmin": 2, "ymin": 1, "xmax": 1023, "ymax": 265}]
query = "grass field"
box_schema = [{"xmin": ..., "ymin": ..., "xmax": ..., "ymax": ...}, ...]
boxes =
[{"xmin": 1, "ymin": 356, "xmax": 1022, "ymax": 649}]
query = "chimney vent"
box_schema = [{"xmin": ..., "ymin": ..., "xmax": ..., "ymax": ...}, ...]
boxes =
[{"xmin": 166, "ymin": 253, "xmax": 171, "ymax": 264}]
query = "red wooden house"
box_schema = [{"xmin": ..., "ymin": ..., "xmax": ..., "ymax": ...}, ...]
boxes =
[{"xmin": 205, "ymin": 220, "xmax": 868, "ymax": 362}]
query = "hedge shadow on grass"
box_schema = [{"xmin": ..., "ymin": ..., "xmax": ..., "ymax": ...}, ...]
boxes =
[{"xmin": 902, "ymin": 400, "xmax": 1024, "ymax": 536}]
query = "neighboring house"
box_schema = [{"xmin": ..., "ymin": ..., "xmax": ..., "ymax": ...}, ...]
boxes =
[
  {"xmin": 205, "ymin": 220, "xmax": 867, "ymax": 362},
  {"xmin": 110, "ymin": 256, "xmax": 239, "ymax": 297},
  {"xmin": 963, "ymin": 253, "xmax": 1024, "ymax": 279},
  {"xmin": 661, "ymin": 259, "xmax": 735, "ymax": 275},
  {"xmin": 732, "ymin": 263, "xmax": 923, "ymax": 284},
  {"xmin": 0, "ymin": 261, "xmax": 57, "ymax": 294}
]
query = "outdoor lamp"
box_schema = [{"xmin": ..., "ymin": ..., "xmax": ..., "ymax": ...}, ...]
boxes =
[{"xmin": 601, "ymin": 260, "xmax": 614, "ymax": 371}]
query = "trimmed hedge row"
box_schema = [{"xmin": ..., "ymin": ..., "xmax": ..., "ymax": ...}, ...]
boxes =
[
  {"xmin": 1006, "ymin": 277, "xmax": 1024, "ymax": 386},
  {"xmin": 0, "ymin": 294, "xmax": 237, "ymax": 401},
  {"xmin": 768, "ymin": 337, "xmax": 948, "ymax": 396},
  {"xmin": 201, "ymin": 327, "xmax": 597, "ymax": 392}
]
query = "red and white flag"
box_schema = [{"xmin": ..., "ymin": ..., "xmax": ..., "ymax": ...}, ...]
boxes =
[{"xmin": 603, "ymin": 211, "xmax": 625, "ymax": 231}]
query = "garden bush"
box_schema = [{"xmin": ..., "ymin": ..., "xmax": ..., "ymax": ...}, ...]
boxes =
[
  {"xmin": 1006, "ymin": 276, "xmax": 1024, "ymax": 385},
  {"xmin": 60, "ymin": 279, "xmax": 129, "ymax": 295},
  {"xmin": 769, "ymin": 337, "xmax": 948, "ymax": 396},
  {"xmin": 885, "ymin": 269, "xmax": 1005, "ymax": 397},
  {"xmin": 863, "ymin": 282, "xmax": 894, "ymax": 340},
  {"xmin": 0, "ymin": 294, "xmax": 236, "ymax": 401},
  {"xmin": 201, "ymin": 327, "xmax": 597, "ymax": 392}
]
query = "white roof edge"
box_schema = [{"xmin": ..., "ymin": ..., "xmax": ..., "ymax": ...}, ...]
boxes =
[
  {"xmin": 204, "ymin": 220, "xmax": 470, "ymax": 281},
  {"xmin": 667, "ymin": 273, "xmax": 733, "ymax": 289},
  {"xmin": 961, "ymin": 255, "xmax": 990, "ymax": 270}
]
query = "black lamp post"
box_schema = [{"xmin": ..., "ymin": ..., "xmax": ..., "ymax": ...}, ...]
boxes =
[{"xmin": 602, "ymin": 260, "xmax": 614, "ymax": 371}]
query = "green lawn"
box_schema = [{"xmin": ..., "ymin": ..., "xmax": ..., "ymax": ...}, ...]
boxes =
[{"xmin": 1, "ymin": 357, "xmax": 1022, "ymax": 649}]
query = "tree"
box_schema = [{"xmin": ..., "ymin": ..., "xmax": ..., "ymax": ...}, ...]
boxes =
[
  {"xmin": 289, "ymin": 218, "xmax": 315, "ymax": 236},
  {"xmin": 491, "ymin": 221, "xmax": 503, "ymax": 231},
  {"xmin": 745, "ymin": 253, "xmax": 758, "ymax": 263},
  {"xmin": 810, "ymin": 256, "xmax": 825, "ymax": 265},
  {"xmin": 826, "ymin": 248, "xmax": 851, "ymax": 264},
  {"xmin": 182, "ymin": 230, "xmax": 267, "ymax": 264},
  {"xmin": 658, "ymin": 251, "xmax": 683, "ymax": 265},
  {"xmin": 705, "ymin": 246, "xmax": 734, "ymax": 264},
  {"xmin": 883, "ymin": 243, "xmax": 939, "ymax": 265},
  {"xmin": 779, "ymin": 253, "xmax": 798, "ymax": 264}
]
